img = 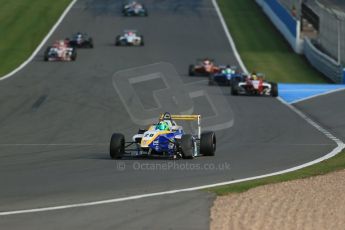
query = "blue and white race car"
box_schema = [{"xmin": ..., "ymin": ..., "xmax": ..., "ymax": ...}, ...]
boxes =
[
  {"xmin": 110, "ymin": 112, "xmax": 216, "ymax": 159},
  {"xmin": 208, "ymin": 66, "xmax": 244, "ymax": 86}
]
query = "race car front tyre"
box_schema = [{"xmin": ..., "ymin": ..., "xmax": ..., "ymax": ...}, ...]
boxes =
[
  {"xmin": 189, "ymin": 65, "xmax": 195, "ymax": 76},
  {"xmin": 270, "ymin": 82, "xmax": 278, "ymax": 97},
  {"xmin": 200, "ymin": 131, "xmax": 216, "ymax": 156},
  {"xmin": 140, "ymin": 36, "xmax": 144, "ymax": 46},
  {"xmin": 110, "ymin": 133, "xmax": 125, "ymax": 159},
  {"xmin": 44, "ymin": 47, "xmax": 51, "ymax": 61},
  {"xmin": 181, "ymin": 134, "xmax": 194, "ymax": 159},
  {"xmin": 115, "ymin": 36, "xmax": 121, "ymax": 46}
]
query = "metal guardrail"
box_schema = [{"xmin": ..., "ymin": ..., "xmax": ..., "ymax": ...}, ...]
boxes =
[
  {"xmin": 304, "ymin": 38, "xmax": 343, "ymax": 83},
  {"xmin": 315, "ymin": 0, "xmax": 345, "ymax": 66}
]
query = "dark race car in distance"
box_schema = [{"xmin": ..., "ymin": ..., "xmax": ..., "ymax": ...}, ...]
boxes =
[
  {"xmin": 122, "ymin": 1, "xmax": 148, "ymax": 16},
  {"xmin": 189, "ymin": 58, "xmax": 223, "ymax": 76},
  {"xmin": 66, "ymin": 32, "xmax": 93, "ymax": 48},
  {"xmin": 208, "ymin": 65, "xmax": 245, "ymax": 86}
]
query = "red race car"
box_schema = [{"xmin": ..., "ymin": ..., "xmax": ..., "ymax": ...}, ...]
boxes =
[
  {"xmin": 231, "ymin": 73, "xmax": 278, "ymax": 97},
  {"xmin": 189, "ymin": 58, "xmax": 222, "ymax": 76},
  {"xmin": 44, "ymin": 40, "xmax": 77, "ymax": 61}
]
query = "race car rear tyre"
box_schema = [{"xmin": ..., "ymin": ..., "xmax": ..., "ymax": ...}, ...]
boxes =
[
  {"xmin": 271, "ymin": 82, "xmax": 278, "ymax": 97},
  {"xmin": 110, "ymin": 133, "xmax": 125, "ymax": 159},
  {"xmin": 181, "ymin": 134, "xmax": 194, "ymax": 159},
  {"xmin": 231, "ymin": 83, "xmax": 239, "ymax": 95},
  {"xmin": 189, "ymin": 65, "xmax": 195, "ymax": 76},
  {"xmin": 140, "ymin": 36, "xmax": 144, "ymax": 46},
  {"xmin": 200, "ymin": 131, "xmax": 216, "ymax": 156},
  {"xmin": 88, "ymin": 39, "xmax": 94, "ymax": 48},
  {"xmin": 208, "ymin": 76, "xmax": 215, "ymax": 86},
  {"xmin": 71, "ymin": 49, "xmax": 77, "ymax": 61}
]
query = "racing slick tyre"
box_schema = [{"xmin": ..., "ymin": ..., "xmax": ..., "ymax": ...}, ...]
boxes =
[
  {"xmin": 44, "ymin": 46, "xmax": 51, "ymax": 61},
  {"xmin": 270, "ymin": 82, "xmax": 278, "ymax": 97},
  {"xmin": 189, "ymin": 65, "xmax": 195, "ymax": 76},
  {"xmin": 181, "ymin": 134, "xmax": 194, "ymax": 159},
  {"xmin": 231, "ymin": 83, "xmax": 239, "ymax": 95},
  {"xmin": 208, "ymin": 76, "xmax": 215, "ymax": 86},
  {"xmin": 140, "ymin": 36, "xmax": 144, "ymax": 46},
  {"xmin": 200, "ymin": 131, "xmax": 216, "ymax": 156},
  {"xmin": 110, "ymin": 133, "xmax": 125, "ymax": 159},
  {"xmin": 115, "ymin": 36, "xmax": 121, "ymax": 46},
  {"xmin": 88, "ymin": 39, "xmax": 94, "ymax": 48},
  {"xmin": 71, "ymin": 49, "xmax": 77, "ymax": 61}
]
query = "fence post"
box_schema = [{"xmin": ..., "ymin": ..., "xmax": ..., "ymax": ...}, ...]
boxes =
[{"xmin": 342, "ymin": 68, "xmax": 345, "ymax": 84}]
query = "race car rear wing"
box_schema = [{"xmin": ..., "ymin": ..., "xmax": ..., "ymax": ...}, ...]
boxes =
[{"xmin": 159, "ymin": 114, "xmax": 201, "ymax": 138}]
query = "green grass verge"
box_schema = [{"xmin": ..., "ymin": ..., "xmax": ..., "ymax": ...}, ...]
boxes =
[
  {"xmin": 208, "ymin": 150, "xmax": 345, "ymax": 195},
  {"xmin": 0, "ymin": 0, "xmax": 72, "ymax": 77},
  {"xmin": 218, "ymin": 0, "xmax": 327, "ymax": 83}
]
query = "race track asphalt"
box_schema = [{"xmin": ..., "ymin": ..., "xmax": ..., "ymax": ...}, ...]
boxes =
[
  {"xmin": 295, "ymin": 90, "xmax": 345, "ymax": 142},
  {"xmin": 0, "ymin": 0, "xmax": 335, "ymax": 229}
]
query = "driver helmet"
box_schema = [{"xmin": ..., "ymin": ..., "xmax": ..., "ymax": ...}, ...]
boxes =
[
  {"xmin": 203, "ymin": 59, "xmax": 211, "ymax": 65},
  {"xmin": 156, "ymin": 121, "xmax": 170, "ymax": 131},
  {"xmin": 223, "ymin": 65, "xmax": 233, "ymax": 74}
]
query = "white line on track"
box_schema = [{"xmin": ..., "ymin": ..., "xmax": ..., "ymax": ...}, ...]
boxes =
[
  {"xmin": 0, "ymin": 0, "xmax": 78, "ymax": 81},
  {"xmin": 0, "ymin": 0, "xmax": 344, "ymax": 217},
  {"xmin": 211, "ymin": 0, "xmax": 248, "ymax": 73}
]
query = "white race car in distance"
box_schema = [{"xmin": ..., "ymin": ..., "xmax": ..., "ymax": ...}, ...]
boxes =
[{"xmin": 115, "ymin": 30, "xmax": 144, "ymax": 46}]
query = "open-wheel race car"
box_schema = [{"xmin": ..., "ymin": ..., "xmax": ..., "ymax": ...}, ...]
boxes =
[
  {"xmin": 231, "ymin": 73, "xmax": 278, "ymax": 97},
  {"xmin": 115, "ymin": 30, "xmax": 144, "ymax": 46},
  {"xmin": 110, "ymin": 112, "xmax": 216, "ymax": 159},
  {"xmin": 122, "ymin": 1, "xmax": 148, "ymax": 16},
  {"xmin": 66, "ymin": 32, "xmax": 93, "ymax": 48},
  {"xmin": 189, "ymin": 58, "xmax": 224, "ymax": 76},
  {"xmin": 208, "ymin": 65, "xmax": 245, "ymax": 86},
  {"xmin": 44, "ymin": 40, "xmax": 77, "ymax": 62}
]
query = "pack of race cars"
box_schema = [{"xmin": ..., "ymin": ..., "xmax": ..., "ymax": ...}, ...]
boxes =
[
  {"xmin": 189, "ymin": 58, "xmax": 279, "ymax": 97},
  {"xmin": 42, "ymin": 1, "xmax": 279, "ymax": 160},
  {"xmin": 44, "ymin": 2, "xmax": 146, "ymax": 62}
]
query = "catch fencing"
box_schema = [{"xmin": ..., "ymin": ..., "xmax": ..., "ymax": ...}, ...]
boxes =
[
  {"xmin": 315, "ymin": 0, "xmax": 345, "ymax": 66},
  {"xmin": 304, "ymin": 38, "xmax": 343, "ymax": 83}
]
